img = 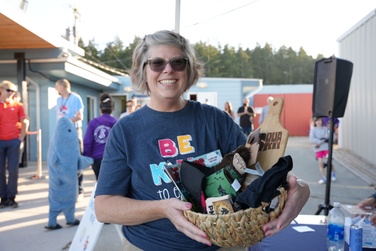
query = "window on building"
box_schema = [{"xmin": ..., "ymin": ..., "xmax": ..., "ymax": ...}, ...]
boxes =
[{"xmin": 86, "ymin": 96, "xmax": 97, "ymax": 124}]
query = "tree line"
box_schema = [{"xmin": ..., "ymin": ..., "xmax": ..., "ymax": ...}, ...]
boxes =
[{"xmin": 79, "ymin": 36, "xmax": 324, "ymax": 85}]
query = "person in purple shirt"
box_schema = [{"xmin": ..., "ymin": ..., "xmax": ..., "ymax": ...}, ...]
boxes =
[{"xmin": 83, "ymin": 93, "xmax": 117, "ymax": 180}]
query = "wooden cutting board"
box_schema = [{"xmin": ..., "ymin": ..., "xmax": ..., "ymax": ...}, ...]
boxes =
[{"xmin": 243, "ymin": 97, "xmax": 289, "ymax": 187}]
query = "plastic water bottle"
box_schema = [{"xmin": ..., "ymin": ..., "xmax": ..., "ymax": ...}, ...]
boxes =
[{"xmin": 327, "ymin": 202, "xmax": 345, "ymax": 251}]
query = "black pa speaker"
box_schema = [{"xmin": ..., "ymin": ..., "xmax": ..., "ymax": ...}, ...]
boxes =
[{"xmin": 312, "ymin": 56, "xmax": 353, "ymax": 118}]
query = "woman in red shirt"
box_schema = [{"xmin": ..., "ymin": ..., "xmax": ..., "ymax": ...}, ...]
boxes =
[{"xmin": 0, "ymin": 80, "xmax": 28, "ymax": 208}]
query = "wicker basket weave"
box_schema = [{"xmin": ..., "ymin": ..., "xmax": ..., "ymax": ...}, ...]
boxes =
[{"xmin": 183, "ymin": 186, "xmax": 288, "ymax": 248}]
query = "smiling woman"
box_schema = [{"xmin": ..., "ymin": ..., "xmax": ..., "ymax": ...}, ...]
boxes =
[{"xmin": 93, "ymin": 30, "xmax": 310, "ymax": 251}]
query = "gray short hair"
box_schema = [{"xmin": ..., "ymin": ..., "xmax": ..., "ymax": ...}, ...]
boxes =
[
  {"xmin": 130, "ymin": 30, "xmax": 205, "ymax": 95},
  {"xmin": 267, "ymin": 96, "xmax": 274, "ymax": 103},
  {"xmin": 56, "ymin": 79, "xmax": 71, "ymax": 89}
]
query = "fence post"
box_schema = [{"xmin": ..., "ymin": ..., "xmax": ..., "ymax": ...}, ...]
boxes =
[{"xmin": 31, "ymin": 129, "xmax": 46, "ymax": 179}]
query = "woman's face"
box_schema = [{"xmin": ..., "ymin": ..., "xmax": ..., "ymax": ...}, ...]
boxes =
[
  {"xmin": 145, "ymin": 45, "xmax": 188, "ymax": 105},
  {"xmin": 0, "ymin": 85, "xmax": 16, "ymax": 101}
]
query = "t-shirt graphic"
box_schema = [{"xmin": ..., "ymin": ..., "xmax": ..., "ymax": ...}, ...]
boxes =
[
  {"xmin": 94, "ymin": 125, "xmax": 111, "ymax": 144},
  {"xmin": 59, "ymin": 105, "xmax": 68, "ymax": 116}
]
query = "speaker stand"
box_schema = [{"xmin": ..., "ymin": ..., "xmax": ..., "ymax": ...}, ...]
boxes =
[{"xmin": 315, "ymin": 116, "xmax": 335, "ymax": 216}]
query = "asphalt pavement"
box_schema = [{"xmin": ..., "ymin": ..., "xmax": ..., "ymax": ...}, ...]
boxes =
[{"xmin": 0, "ymin": 136, "xmax": 374, "ymax": 251}]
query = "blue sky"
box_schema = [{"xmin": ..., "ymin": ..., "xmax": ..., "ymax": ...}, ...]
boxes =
[{"xmin": 5, "ymin": 0, "xmax": 376, "ymax": 57}]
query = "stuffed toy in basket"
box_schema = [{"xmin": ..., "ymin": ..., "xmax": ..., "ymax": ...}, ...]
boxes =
[{"xmin": 183, "ymin": 97, "xmax": 290, "ymax": 247}]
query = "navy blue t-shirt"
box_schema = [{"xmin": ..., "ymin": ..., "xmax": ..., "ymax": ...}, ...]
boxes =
[{"xmin": 95, "ymin": 100, "xmax": 246, "ymax": 250}]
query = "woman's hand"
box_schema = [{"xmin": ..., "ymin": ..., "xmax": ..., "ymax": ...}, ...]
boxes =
[
  {"xmin": 263, "ymin": 175, "xmax": 310, "ymax": 236},
  {"xmin": 165, "ymin": 199, "xmax": 212, "ymax": 246}
]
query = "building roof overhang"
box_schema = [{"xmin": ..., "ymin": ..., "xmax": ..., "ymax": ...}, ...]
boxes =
[{"xmin": 0, "ymin": 1, "xmax": 121, "ymax": 90}]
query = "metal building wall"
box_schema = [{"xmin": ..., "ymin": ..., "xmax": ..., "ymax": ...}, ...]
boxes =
[
  {"xmin": 188, "ymin": 78, "xmax": 262, "ymax": 124},
  {"xmin": 338, "ymin": 9, "xmax": 376, "ymax": 165}
]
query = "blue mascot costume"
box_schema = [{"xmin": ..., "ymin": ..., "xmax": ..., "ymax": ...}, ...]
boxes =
[{"xmin": 45, "ymin": 117, "xmax": 93, "ymax": 230}]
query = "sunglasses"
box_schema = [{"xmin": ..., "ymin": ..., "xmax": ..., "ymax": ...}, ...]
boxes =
[
  {"xmin": 145, "ymin": 57, "xmax": 189, "ymax": 72},
  {"xmin": 6, "ymin": 89, "xmax": 15, "ymax": 93}
]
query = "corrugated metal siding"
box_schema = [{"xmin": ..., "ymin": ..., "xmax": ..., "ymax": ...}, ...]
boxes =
[
  {"xmin": 338, "ymin": 9, "xmax": 376, "ymax": 165},
  {"xmin": 188, "ymin": 78, "xmax": 262, "ymax": 124}
]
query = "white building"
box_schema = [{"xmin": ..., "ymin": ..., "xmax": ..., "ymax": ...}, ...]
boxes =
[{"xmin": 337, "ymin": 9, "xmax": 376, "ymax": 168}]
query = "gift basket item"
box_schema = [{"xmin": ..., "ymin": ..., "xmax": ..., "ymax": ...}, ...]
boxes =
[
  {"xmin": 184, "ymin": 186, "xmax": 287, "ymax": 247},
  {"xmin": 183, "ymin": 97, "xmax": 290, "ymax": 247}
]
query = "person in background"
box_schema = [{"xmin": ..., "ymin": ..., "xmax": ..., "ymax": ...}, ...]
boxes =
[
  {"xmin": 83, "ymin": 93, "xmax": 117, "ymax": 180},
  {"xmin": 55, "ymin": 79, "xmax": 85, "ymax": 201},
  {"xmin": 135, "ymin": 104, "xmax": 143, "ymax": 110},
  {"xmin": 357, "ymin": 192, "xmax": 376, "ymax": 226},
  {"xmin": 309, "ymin": 117, "xmax": 337, "ymax": 184},
  {"xmin": 322, "ymin": 117, "xmax": 340, "ymax": 144},
  {"xmin": 237, "ymin": 97, "xmax": 254, "ymax": 136},
  {"xmin": 119, "ymin": 99, "xmax": 136, "ymax": 119},
  {"xmin": 94, "ymin": 30, "xmax": 310, "ymax": 251},
  {"xmin": 224, "ymin": 101, "xmax": 235, "ymax": 120},
  {"xmin": 258, "ymin": 96, "xmax": 274, "ymax": 125},
  {"xmin": 0, "ymin": 80, "xmax": 28, "ymax": 208}
]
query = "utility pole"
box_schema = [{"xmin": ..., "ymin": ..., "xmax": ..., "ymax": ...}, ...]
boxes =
[
  {"xmin": 73, "ymin": 7, "xmax": 80, "ymax": 45},
  {"xmin": 19, "ymin": 0, "xmax": 28, "ymax": 12},
  {"xmin": 175, "ymin": 0, "xmax": 181, "ymax": 33}
]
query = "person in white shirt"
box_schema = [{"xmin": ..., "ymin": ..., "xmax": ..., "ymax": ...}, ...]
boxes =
[{"xmin": 258, "ymin": 96, "xmax": 274, "ymax": 125}]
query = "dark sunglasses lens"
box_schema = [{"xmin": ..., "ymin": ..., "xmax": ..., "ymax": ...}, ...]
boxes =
[
  {"xmin": 148, "ymin": 58, "xmax": 187, "ymax": 72},
  {"xmin": 149, "ymin": 58, "xmax": 166, "ymax": 72},
  {"xmin": 171, "ymin": 58, "xmax": 187, "ymax": 71}
]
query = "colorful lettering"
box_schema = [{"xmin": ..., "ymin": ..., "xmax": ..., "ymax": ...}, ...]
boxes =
[
  {"xmin": 158, "ymin": 139, "xmax": 178, "ymax": 158},
  {"xmin": 150, "ymin": 162, "xmax": 171, "ymax": 185},
  {"xmin": 177, "ymin": 135, "xmax": 194, "ymax": 155}
]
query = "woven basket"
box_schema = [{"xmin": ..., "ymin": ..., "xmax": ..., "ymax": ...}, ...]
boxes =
[{"xmin": 183, "ymin": 186, "xmax": 288, "ymax": 248}]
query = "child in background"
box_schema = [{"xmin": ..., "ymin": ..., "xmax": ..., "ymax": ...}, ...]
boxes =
[{"xmin": 309, "ymin": 117, "xmax": 337, "ymax": 184}]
